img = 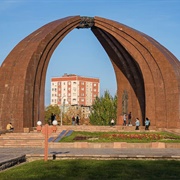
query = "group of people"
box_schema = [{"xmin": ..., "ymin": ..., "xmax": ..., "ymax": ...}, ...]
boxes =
[
  {"xmin": 72, "ymin": 115, "xmax": 80, "ymax": 125},
  {"xmin": 123, "ymin": 112, "xmax": 151, "ymax": 130},
  {"xmin": 5, "ymin": 113, "xmax": 151, "ymax": 131},
  {"xmin": 135, "ymin": 117, "xmax": 150, "ymax": 130},
  {"xmin": 50, "ymin": 113, "xmax": 80, "ymax": 126}
]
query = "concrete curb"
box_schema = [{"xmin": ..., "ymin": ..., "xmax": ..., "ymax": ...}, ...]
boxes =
[
  {"xmin": 26, "ymin": 154, "xmax": 180, "ymax": 161},
  {"xmin": 0, "ymin": 155, "xmax": 26, "ymax": 171}
]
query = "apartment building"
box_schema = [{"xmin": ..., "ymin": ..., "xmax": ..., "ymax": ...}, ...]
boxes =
[{"xmin": 51, "ymin": 73, "xmax": 100, "ymax": 107}]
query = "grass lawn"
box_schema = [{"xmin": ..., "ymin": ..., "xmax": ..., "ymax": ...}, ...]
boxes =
[
  {"xmin": 60, "ymin": 131, "xmax": 180, "ymax": 143},
  {"xmin": 0, "ymin": 159, "xmax": 180, "ymax": 180}
]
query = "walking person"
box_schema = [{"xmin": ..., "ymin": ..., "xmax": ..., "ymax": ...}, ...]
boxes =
[
  {"xmin": 128, "ymin": 112, "xmax": 132, "ymax": 125},
  {"xmin": 145, "ymin": 117, "xmax": 150, "ymax": 130},
  {"xmin": 135, "ymin": 118, "xmax": 140, "ymax": 130}
]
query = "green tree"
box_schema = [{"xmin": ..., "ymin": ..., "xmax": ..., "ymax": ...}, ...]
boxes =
[
  {"xmin": 45, "ymin": 105, "xmax": 60, "ymax": 124},
  {"xmin": 89, "ymin": 90, "xmax": 117, "ymax": 125}
]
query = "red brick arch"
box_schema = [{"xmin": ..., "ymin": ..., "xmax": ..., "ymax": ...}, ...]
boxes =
[{"xmin": 0, "ymin": 16, "xmax": 179, "ymax": 132}]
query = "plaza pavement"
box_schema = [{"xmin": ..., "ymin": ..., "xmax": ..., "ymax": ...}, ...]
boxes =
[{"xmin": 0, "ymin": 147, "xmax": 180, "ymax": 171}]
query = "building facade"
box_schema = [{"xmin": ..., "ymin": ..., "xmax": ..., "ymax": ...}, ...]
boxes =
[{"xmin": 51, "ymin": 73, "xmax": 100, "ymax": 107}]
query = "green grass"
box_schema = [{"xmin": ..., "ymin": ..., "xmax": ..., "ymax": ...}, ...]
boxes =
[
  {"xmin": 0, "ymin": 159, "xmax": 180, "ymax": 180},
  {"xmin": 60, "ymin": 131, "xmax": 180, "ymax": 143}
]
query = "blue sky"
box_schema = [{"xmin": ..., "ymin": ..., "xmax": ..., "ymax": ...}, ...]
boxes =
[{"xmin": 0, "ymin": 0, "xmax": 180, "ymax": 106}]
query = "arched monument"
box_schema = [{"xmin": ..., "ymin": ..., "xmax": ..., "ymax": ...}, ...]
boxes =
[{"xmin": 0, "ymin": 16, "xmax": 180, "ymax": 132}]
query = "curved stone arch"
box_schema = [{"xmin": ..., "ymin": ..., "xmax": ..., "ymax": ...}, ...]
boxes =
[
  {"xmin": 0, "ymin": 16, "xmax": 179, "ymax": 132},
  {"xmin": 29, "ymin": 17, "xmax": 81, "ymax": 126},
  {"xmin": 0, "ymin": 16, "xmax": 81, "ymax": 131},
  {"xmin": 93, "ymin": 16, "xmax": 180, "ymax": 128},
  {"xmin": 91, "ymin": 26, "xmax": 148, "ymax": 124}
]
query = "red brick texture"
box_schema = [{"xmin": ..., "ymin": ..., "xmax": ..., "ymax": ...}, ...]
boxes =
[{"xmin": 0, "ymin": 16, "xmax": 179, "ymax": 132}]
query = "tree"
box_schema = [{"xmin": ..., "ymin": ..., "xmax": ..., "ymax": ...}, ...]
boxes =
[
  {"xmin": 45, "ymin": 104, "xmax": 87, "ymax": 125},
  {"xmin": 63, "ymin": 105, "xmax": 85, "ymax": 125},
  {"xmin": 45, "ymin": 105, "xmax": 60, "ymax": 124},
  {"xmin": 89, "ymin": 90, "xmax": 117, "ymax": 125}
]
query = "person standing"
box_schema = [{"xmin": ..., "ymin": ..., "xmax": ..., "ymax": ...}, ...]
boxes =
[
  {"xmin": 72, "ymin": 116, "xmax": 75, "ymax": 125},
  {"xmin": 145, "ymin": 117, "xmax": 150, "ymax": 130},
  {"xmin": 135, "ymin": 118, "xmax": 140, "ymax": 130},
  {"xmin": 76, "ymin": 115, "xmax": 80, "ymax": 125},
  {"xmin": 123, "ymin": 113, "xmax": 127, "ymax": 126},
  {"xmin": 128, "ymin": 112, "xmax": 132, "ymax": 125},
  {"xmin": 111, "ymin": 119, "xmax": 115, "ymax": 126},
  {"xmin": 51, "ymin": 113, "xmax": 55, "ymax": 125}
]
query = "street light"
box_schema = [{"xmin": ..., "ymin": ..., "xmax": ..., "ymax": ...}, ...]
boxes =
[
  {"xmin": 37, "ymin": 120, "xmax": 42, "ymax": 126},
  {"xmin": 60, "ymin": 99, "xmax": 65, "ymax": 126},
  {"xmin": 60, "ymin": 99, "xmax": 69, "ymax": 126},
  {"xmin": 58, "ymin": 95, "xmax": 65, "ymax": 126},
  {"xmin": 36, "ymin": 120, "xmax": 42, "ymax": 132}
]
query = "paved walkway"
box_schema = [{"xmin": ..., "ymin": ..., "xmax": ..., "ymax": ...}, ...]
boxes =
[
  {"xmin": 1, "ymin": 147, "xmax": 180, "ymax": 162},
  {"xmin": 1, "ymin": 147, "xmax": 180, "ymax": 170}
]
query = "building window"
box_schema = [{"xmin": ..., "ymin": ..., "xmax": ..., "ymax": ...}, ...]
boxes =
[
  {"xmin": 73, "ymin": 82, "xmax": 76, "ymax": 84},
  {"xmin": 81, "ymin": 99, "xmax": 84, "ymax": 102},
  {"xmin": 94, "ymin": 83, "xmax": 96, "ymax": 86},
  {"xmin": 81, "ymin": 87, "xmax": 84, "ymax": 90}
]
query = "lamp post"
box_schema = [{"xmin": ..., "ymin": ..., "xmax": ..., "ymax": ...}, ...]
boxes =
[
  {"xmin": 58, "ymin": 95, "xmax": 65, "ymax": 126},
  {"xmin": 59, "ymin": 95, "xmax": 69, "ymax": 126},
  {"xmin": 37, "ymin": 120, "xmax": 42, "ymax": 132},
  {"xmin": 61, "ymin": 99, "xmax": 68, "ymax": 126},
  {"xmin": 60, "ymin": 99, "xmax": 66, "ymax": 126}
]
